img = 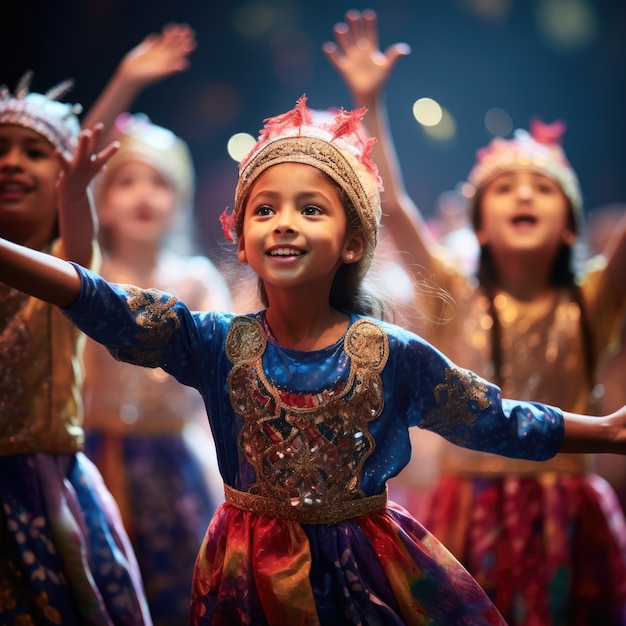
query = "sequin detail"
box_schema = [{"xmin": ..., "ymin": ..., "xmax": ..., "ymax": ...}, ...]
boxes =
[
  {"xmin": 226, "ymin": 316, "xmax": 388, "ymax": 513},
  {"xmin": 115, "ymin": 286, "xmax": 180, "ymax": 367},
  {"xmin": 422, "ymin": 367, "xmax": 492, "ymax": 431}
]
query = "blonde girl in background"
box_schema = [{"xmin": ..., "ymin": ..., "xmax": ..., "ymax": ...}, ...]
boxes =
[
  {"xmin": 83, "ymin": 112, "xmax": 230, "ymax": 626},
  {"xmin": 323, "ymin": 9, "xmax": 626, "ymax": 624}
]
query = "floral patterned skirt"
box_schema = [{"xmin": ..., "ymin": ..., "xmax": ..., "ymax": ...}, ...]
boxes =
[
  {"xmin": 423, "ymin": 473, "xmax": 626, "ymax": 626},
  {"xmin": 0, "ymin": 452, "xmax": 151, "ymax": 625},
  {"xmin": 190, "ymin": 499, "xmax": 506, "ymax": 625}
]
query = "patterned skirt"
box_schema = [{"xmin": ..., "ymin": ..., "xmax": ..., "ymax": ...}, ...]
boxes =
[
  {"xmin": 190, "ymin": 499, "xmax": 506, "ymax": 625},
  {"xmin": 0, "ymin": 452, "xmax": 151, "ymax": 625},
  {"xmin": 423, "ymin": 473, "xmax": 626, "ymax": 626},
  {"xmin": 85, "ymin": 433, "xmax": 219, "ymax": 626}
]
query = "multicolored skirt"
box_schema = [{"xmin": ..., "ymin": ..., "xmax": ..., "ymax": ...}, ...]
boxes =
[
  {"xmin": 0, "ymin": 452, "xmax": 151, "ymax": 625},
  {"xmin": 190, "ymin": 499, "xmax": 506, "ymax": 625},
  {"xmin": 424, "ymin": 472, "xmax": 626, "ymax": 625},
  {"xmin": 85, "ymin": 432, "xmax": 219, "ymax": 626}
]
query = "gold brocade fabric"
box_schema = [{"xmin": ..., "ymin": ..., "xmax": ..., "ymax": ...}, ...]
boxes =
[
  {"xmin": 414, "ymin": 254, "xmax": 623, "ymax": 477},
  {"xmin": 224, "ymin": 484, "xmax": 387, "ymax": 524},
  {"xmin": 0, "ymin": 241, "xmax": 99, "ymax": 456},
  {"xmin": 225, "ymin": 315, "xmax": 389, "ymax": 513}
]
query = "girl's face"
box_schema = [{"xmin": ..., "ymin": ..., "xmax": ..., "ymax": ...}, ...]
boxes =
[
  {"xmin": 237, "ymin": 162, "xmax": 363, "ymax": 295},
  {"xmin": 0, "ymin": 125, "xmax": 60, "ymax": 249},
  {"xmin": 476, "ymin": 168, "xmax": 575, "ymax": 255},
  {"xmin": 98, "ymin": 161, "xmax": 176, "ymax": 246}
]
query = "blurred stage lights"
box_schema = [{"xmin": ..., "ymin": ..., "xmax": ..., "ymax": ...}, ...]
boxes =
[
  {"xmin": 413, "ymin": 98, "xmax": 456, "ymax": 141},
  {"xmin": 227, "ymin": 132, "xmax": 256, "ymax": 162}
]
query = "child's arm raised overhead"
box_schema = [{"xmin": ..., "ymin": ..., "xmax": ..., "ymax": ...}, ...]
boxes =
[
  {"xmin": 323, "ymin": 9, "xmax": 438, "ymax": 271},
  {"xmin": 56, "ymin": 124, "xmax": 119, "ymax": 265},
  {"xmin": 603, "ymin": 210, "xmax": 626, "ymax": 304},
  {"xmin": 82, "ymin": 23, "xmax": 196, "ymax": 146}
]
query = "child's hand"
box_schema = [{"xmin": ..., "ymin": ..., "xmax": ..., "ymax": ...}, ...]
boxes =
[
  {"xmin": 116, "ymin": 23, "xmax": 196, "ymax": 88},
  {"xmin": 56, "ymin": 124, "xmax": 119, "ymax": 208},
  {"xmin": 322, "ymin": 9, "xmax": 410, "ymax": 102}
]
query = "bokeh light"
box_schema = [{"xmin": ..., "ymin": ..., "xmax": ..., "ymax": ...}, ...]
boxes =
[
  {"xmin": 484, "ymin": 107, "xmax": 513, "ymax": 136},
  {"xmin": 413, "ymin": 98, "xmax": 443, "ymax": 127},
  {"xmin": 227, "ymin": 132, "xmax": 256, "ymax": 162}
]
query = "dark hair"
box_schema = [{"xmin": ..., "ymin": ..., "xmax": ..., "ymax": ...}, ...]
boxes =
[
  {"xmin": 247, "ymin": 171, "xmax": 387, "ymax": 320},
  {"xmin": 472, "ymin": 190, "xmax": 594, "ymax": 388}
]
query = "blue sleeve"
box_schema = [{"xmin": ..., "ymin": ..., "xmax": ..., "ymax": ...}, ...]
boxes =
[
  {"xmin": 386, "ymin": 325, "xmax": 564, "ymax": 461},
  {"xmin": 62, "ymin": 263, "xmax": 228, "ymax": 392}
]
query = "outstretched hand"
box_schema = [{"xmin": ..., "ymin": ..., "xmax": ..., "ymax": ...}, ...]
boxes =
[
  {"xmin": 116, "ymin": 22, "xmax": 196, "ymax": 88},
  {"xmin": 56, "ymin": 124, "xmax": 119, "ymax": 208},
  {"xmin": 322, "ymin": 9, "xmax": 410, "ymax": 104},
  {"xmin": 55, "ymin": 123, "xmax": 119, "ymax": 263}
]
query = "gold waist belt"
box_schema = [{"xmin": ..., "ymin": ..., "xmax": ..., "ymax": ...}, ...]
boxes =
[
  {"xmin": 224, "ymin": 484, "xmax": 387, "ymax": 524},
  {"xmin": 440, "ymin": 452, "xmax": 591, "ymax": 477}
]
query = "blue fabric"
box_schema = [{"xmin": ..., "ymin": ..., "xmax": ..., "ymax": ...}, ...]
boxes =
[{"xmin": 64, "ymin": 264, "xmax": 564, "ymax": 496}]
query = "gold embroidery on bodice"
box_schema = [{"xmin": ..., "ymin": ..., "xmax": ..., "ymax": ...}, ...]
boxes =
[
  {"xmin": 114, "ymin": 286, "xmax": 180, "ymax": 366},
  {"xmin": 0, "ymin": 286, "xmax": 32, "ymax": 435},
  {"xmin": 226, "ymin": 316, "xmax": 389, "ymax": 509}
]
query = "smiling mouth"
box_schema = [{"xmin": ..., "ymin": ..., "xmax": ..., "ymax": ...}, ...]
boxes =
[
  {"xmin": 268, "ymin": 248, "xmax": 304, "ymax": 257},
  {"xmin": 511, "ymin": 215, "xmax": 537, "ymax": 226},
  {"xmin": 0, "ymin": 182, "xmax": 30, "ymax": 195}
]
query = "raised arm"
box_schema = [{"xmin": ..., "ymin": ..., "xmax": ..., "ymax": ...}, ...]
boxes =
[
  {"xmin": 603, "ymin": 211, "xmax": 626, "ymax": 304},
  {"xmin": 56, "ymin": 124, "xmax": 119, "ymax": 266},
  {"xmin": 82, "ymin": 23, "xmax": 196, "ymax": 147},
  {"xmin": 323, "ymin": 9, "xmax": 438, "ymax": 271}
]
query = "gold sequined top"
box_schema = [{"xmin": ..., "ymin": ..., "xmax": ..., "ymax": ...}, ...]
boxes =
[
  {"xmin": 416, "ymin": 254, "xmax": 622, "ymax": 476},
  {"xmin": 0, "ymin": 241, "xmax": 99, "ymax": 456}
]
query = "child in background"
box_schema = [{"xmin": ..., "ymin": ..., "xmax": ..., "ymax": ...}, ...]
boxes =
[
  {"xmin": 323, "ymin": 9, "xmax": 626, "ymax": 624},
  {"xmin": 4, "ymin": 95, "xmax": 626, "ymax": 626},
  {"xmin": 0, "ymin": 23, "xmax": 195, "ymax": 624},
  {"xmin": 83, "ymin": 112, "xmax": 231, "ymax": 626}
]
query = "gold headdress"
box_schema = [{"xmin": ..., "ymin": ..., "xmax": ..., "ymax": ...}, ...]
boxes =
[
  {"xmin": 221, "ymin": 95, "xmax": 383, "ymax": 279},
  {"xmin": 0, "ymin": 71, "xmax": 82, "ymax": 158}
]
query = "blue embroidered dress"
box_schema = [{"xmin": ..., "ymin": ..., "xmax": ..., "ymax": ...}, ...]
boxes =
[{"xmin": 64, "ymin": 265, "xmax": 564, "ymax": 626}]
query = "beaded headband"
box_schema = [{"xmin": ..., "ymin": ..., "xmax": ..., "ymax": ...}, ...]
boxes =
[
  {"xmin": 221, "ymin": 95, "xmax": 383, "ymax": 278},
  {"xmin": 468, "ymin": 118, "xmax": 583, "ymax": 228},
  {"xmin": 93, "ymin": 113, "xmax": 195, "ymax": 215},
  {"xmin": 0, "ymin": 71, "xmax": 82, "ymax": 158}
]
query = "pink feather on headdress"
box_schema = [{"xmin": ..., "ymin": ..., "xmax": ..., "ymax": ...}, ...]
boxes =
[
  {"xmin": 247, "ymin": 94, "xmax": 314, "ymax": 165},
  {"xmin": 219, "ymin": 207, "xmax": 236, "ymax": 243},
  {"xmin": 530, "ymin": 117, "xmax": 566, "ymax": 146}
]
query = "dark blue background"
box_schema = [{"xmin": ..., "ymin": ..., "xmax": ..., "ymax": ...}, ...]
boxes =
[{"xmin": 2, "ymin": 0, "xmax": 624, "ymax": 252}]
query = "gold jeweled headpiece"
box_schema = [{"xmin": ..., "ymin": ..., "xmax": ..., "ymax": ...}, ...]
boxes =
[
  {"xmin": 467, "ymin": 118, "xmax": 583, "ymax": 229},
  {"xmin": 0, "ymin": 71, "xmax": 82, "ymax": 158},
  {"xmin": 221, "ymin": 95, "xmax": 383, "ymax": 279}
]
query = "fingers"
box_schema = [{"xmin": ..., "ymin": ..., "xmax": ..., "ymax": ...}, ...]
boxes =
[
  {"xmin": 59, "ymin": 125, "xmax": 119, "ymax": 178},
  {"xmin": 385, "ymin": 42, "xmax": 412, "ymax": 65},
  {"xmin": 337, "ymin": 9, "xmax": 378, "ymax": 49},
  {"xmin": 321, "ymin": 41, "xmax": 340, "ymax": 66}
]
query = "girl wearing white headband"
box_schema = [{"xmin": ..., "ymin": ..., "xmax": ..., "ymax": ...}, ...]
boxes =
[{"xmin": 324, "ymin": 9, "xmax": 626, "ymax": 625}]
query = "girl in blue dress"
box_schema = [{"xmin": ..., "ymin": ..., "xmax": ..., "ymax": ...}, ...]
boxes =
[{"xmin": 2, "ymin": 95, "xmax": 626, "ymax": 626}]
